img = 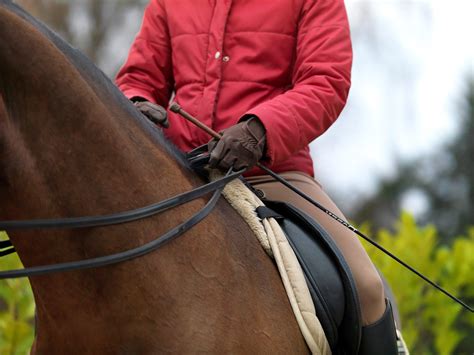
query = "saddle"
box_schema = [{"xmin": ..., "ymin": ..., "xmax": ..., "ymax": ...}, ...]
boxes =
[
  {"xmin": 187, "ymin": 146, "xmax": 362, "ymax": 354},
  {"xmin": 256, "ymin": 201, "xmax": 362, "ymax": 355}
]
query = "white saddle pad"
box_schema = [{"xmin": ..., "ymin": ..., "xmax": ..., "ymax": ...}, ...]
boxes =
[{"xmin": 214, "ymin": 174, "xmax": 331, "ymax": 355}]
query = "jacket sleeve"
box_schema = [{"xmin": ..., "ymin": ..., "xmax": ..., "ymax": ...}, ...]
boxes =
[
  {"xmin": 115, "ymin": 0, "xmax": 173, "ymax": 106},
  {"xmin": 244, "ymin": 0, "xmax": 352, "ymax": 165}
]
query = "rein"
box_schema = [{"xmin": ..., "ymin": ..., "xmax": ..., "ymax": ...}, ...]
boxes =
[{"xmin": 0, "ymin": 169, "xmax": 243, "ymax": 279}]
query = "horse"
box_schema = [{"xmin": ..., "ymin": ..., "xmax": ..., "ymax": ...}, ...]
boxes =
[
  {"xmin": 1, "ymin": 1, "xmax": 408, "ymax": 354},
  {"xmin": 0, "ymin": 1, "xmax": 314, "ymax": 353}
]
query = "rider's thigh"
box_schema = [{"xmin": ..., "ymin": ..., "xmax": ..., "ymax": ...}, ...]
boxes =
[{"xmin": 247, "ymin": 172, "xmax": 386, "ymax": 324}]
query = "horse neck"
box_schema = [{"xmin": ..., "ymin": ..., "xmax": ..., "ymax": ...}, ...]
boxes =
[{"xmin": 0, "ymin": 1, "xmax": 199, "ymax": 328}]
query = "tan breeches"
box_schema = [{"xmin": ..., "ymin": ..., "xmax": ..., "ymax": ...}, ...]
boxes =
[{"xmin": 246, "ymin": 172, "xmax": 386, "ymax": 325}]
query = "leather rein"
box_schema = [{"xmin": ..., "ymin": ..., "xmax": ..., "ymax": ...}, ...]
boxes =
[{"xmin": 0, "ymin": 169, "xmax": 243, "ymax": 279}]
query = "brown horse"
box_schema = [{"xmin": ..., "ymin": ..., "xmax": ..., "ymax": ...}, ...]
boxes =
[{"xmin": 0, "ymin": 1, "xmax": 309, "ymax": 353}]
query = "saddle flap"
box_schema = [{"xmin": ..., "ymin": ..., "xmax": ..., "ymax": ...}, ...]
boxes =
[{"xmin": 260, "ymin": 200, "xmax": 362, "ymax": 355}]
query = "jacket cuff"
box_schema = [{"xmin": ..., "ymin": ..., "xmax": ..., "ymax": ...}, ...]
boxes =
[
  {"xmin": 121, "ymin": 89, "xmax": 157, "ymax": 105},
  {"xmin": 242, "ymin": 105, "xmax": 301, "ymax": 166}
]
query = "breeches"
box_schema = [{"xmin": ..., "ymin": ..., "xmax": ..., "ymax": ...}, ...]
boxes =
[{"xmin": 246, "ymin": 172, "xmax": 386, "ymax": 325}]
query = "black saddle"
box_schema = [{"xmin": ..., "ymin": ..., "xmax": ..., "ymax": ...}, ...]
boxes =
[{"xmin": 257, "ymin": 200, "xmax": 362, "ymax": 355}]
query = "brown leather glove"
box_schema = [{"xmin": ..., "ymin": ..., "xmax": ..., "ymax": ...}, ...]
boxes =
[
  {"xmin": 208, "ymin": 117, "xmax": 266, "ymax": 171},
  {"xmin": 132, "ymin": 98, "xmax": 169, "ymax": 128}
]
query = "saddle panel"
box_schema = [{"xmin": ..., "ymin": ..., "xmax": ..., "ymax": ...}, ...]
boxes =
[
  {"xmin": 282, "ymin": 216, "xmax": 344, "ymax": 345},
  {"xmin": 260, "ymin": 200, "xmax": 362, "ymax": 355}
]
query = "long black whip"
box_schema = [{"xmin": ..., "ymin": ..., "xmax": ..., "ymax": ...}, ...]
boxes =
[{"xmin": 170, "ymin": 102, "xmax": 474, "ymax": 313}]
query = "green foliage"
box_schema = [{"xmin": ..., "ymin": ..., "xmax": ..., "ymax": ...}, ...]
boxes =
[
  {"xmin": 361, "ymin": 213, "xmax": 474, "ymax": 354},
  {"xmin": 0, "ymin": 232, "xmax": 35, "ymax": 355}
]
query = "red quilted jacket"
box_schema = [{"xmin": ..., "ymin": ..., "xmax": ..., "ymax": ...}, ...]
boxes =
[{"xmin": 116, "ymin": 0, "xmax": 352, "ymax": 177}]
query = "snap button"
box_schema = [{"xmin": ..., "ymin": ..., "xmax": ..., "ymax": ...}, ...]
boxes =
[
  {"xmin": 215, "ymin": 51, "xmax": 221, "ymax": 59},
  {"xmin": 222, "ymin": 56, "xmax": 230, "ymax": 62}
]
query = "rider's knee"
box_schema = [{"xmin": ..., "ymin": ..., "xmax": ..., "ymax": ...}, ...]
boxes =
[{"xmin": 357, "ymin": 270, "xmax": 385, "ymax": 314}]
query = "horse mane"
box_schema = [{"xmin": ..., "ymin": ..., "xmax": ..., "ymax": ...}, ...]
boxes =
[{"xmin": 0, "ymin": 0, "xmax": 190, "ymax": 169}]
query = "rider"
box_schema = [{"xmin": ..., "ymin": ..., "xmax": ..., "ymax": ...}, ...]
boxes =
[{"xmin": 116, "ymin": 1, "xmax": 399, "ymax": 353}]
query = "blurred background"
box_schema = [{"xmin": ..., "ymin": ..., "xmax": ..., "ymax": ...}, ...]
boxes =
[{"xmin": 1, "ymin": 1, "xmax": 473, "ymax": 354}]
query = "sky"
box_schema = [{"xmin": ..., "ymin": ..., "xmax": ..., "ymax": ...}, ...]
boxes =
[{"xmin": 311, "ymin": 1, "xmax": 474, "ymax": 212}]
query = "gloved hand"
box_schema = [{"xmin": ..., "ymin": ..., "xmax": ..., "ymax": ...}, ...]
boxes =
[
  {"xmin": 132, "ymin": 98, "xmax": 169, "ymax": 128},
  {"xmin": 208, "ymin": 117, "xmax": 266, "ymax": 171}
]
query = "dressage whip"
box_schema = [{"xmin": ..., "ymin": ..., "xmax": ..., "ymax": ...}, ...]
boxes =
[{"xmin": 169, "ymin": 102, "xmax": 474, "ymax": 313}]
